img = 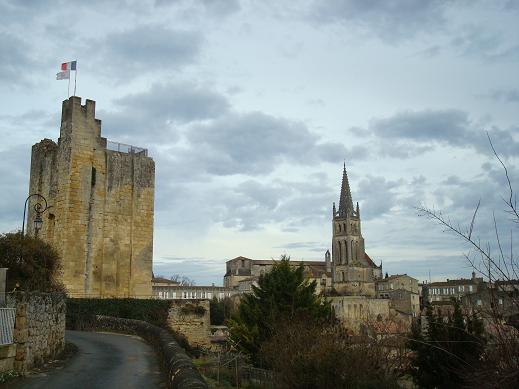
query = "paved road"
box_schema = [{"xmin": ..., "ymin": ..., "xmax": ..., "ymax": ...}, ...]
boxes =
[{"xmin": 14, "ymin": 331, "xmax": 165, "ymax": 389}]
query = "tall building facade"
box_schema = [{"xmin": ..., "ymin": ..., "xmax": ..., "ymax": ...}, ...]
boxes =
[
  {"xmin": 27, "ymin": 96, "xmax": 155, "ymax": 298},
  {"xmin": 332, "ymin": 164, "xmax": 382, "ymax": 296}
]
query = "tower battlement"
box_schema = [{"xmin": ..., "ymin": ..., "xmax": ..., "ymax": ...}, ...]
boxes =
[
  {"xmin": 61, "ymin": 96, "xmax": 98, "ymax": 121},
  {"xmin": 60, "ymin": 96, "xmax": 102, "ymax": 140}
]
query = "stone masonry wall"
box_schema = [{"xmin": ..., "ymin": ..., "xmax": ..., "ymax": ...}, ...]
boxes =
[
  {"xmin": 6, "ymin": 292, "xmax": 66, "ymax": 373},
  {"xmin": 331, "ymin": 295, "xmax": 390, "ymax": 333},
  {"xmin": 28, "ymin": 96, "xmax": 154, "ymax": 298},
  {"xmin": 167, "ymin": 300, "xmax": 211, "ymax": 348}
]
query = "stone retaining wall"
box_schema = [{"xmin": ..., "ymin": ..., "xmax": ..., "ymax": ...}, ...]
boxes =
[
  {"xmin": 6, "ymin": 292, "xmax": 66, "ymax": 373},
  {"xmin": 167, "ymin": 300, "xmax": 211, "ymax": 348},
  {"xmin": 92, "ymin": 315, "xmax": 208, "ymax": 389}
]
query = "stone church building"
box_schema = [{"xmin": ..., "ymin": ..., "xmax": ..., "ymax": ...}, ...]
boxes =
[
  {"xmin": 225, "ymin": 164, "xmax": 413, "ymax": 332},
  {"xmin": 27, "ymin": 96, "xmax": 154, "ymax": 298}
]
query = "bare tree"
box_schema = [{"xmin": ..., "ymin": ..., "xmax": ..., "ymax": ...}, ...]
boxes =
[
  {"xmin": 417, "ymin": 134, "xmax": 519, "ymax": 388},
  {"xmin": 169, "ymin": 274, "xmax": 196, "ymax": 286}
]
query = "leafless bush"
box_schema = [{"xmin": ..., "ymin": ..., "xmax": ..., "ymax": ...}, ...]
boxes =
[{"xmin": 260, "ymin": 315, "xmax": 400, "ymax": 389}]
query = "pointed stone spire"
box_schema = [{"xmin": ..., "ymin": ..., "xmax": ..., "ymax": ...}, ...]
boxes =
[{"xmin": 338, "ymin": 162, "xmax": 354, "ymax": 217}]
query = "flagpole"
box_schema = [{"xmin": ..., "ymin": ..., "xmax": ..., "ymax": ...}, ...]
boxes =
[
  {"xmin": 73, "ymin": 67, "xmax": 77, "ymax": 96},
  {"xmin": 67, "ymin": 75, "xmax": 71, "ymax": 98}
]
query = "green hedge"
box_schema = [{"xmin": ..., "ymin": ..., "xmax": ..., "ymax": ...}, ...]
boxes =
[
  {"xmin": 66, "ymin": 298, "xmax": 197, "ymax": 356},
  {"xmin": 66, "ymin": 298, "xmax": 172, "ymax": 328}
]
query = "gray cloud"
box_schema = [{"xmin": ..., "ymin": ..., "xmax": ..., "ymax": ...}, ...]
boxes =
[
  {"xmin": 371, "ymin": 109, "xmax": 469, "ymax": 142},
  {"xmin": 0, "ymin": 32, "xmax": 33, "ymax": 86},
  {"xmin": 367, "ymin": 109, "xmax": 519, "ymax": 158},
  {"xmin": 93, "ymin": 25, "xmax": 203, "ymax": 79},
  {"xmin": 193, "ymin": 175, "xmax": 335, "ymax": 232},
  {"xmin": 274, "ymin": 241, "xmax": 328, "ymax": 253},
  {"xmin": 357, "ymin": 175, "xmax": 402, "ymax": 220},
  {"xmin": 100, "ymin": 82, "xmax": 229, "ymax": 143},
  {"xmin": 415, "ymin": 45, "xmax": 442, "ymax": 58},
  {"xmin": 310, "ymin": 0, "xmax": 450, "ymax": 43},
  {"xmin": 100, "ymin": 84, "xmax": 348, "ymax": 179},
  {"xmin": 0, "ymin": 145, "xmax": 31, "ymax": 228},
  {"xmin": 488, "ymin": 88, "xmax": 519, "ymax": 103},
  {"xmin": 155, "ymin": 0, "xmax": 241, "ymax": 17},
  {"xmin": 413, "ymin": 159, "xmax": 519, "ymax": 260},
  {"xmin": 451, "ymin": 25, "xmax": 519, "ymax": 61},
  {"xmin": 186, "ymin": 111, "xmax": 347, "ymax": 176}
]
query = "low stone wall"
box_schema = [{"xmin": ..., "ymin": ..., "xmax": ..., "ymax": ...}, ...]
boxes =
[
  {"xmin": 92, "ymin": 315, "xmax": 208, "ymax": 389},
  {"xmin": 167, "ymin": 300, "xmax": 211, "ymax": 348},
  {"xmin": 0, "ymin": 344, "xmax": 16, "ymax": 373},
  {"xmin": 6, "ymin": 292, "xmax": 66, "ymax": 373},
  {"xmin": 65, "ymin": 298, "xmax": 212, "ymax": 350}
]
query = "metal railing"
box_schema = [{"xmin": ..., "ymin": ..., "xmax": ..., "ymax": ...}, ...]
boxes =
[
  {"xmin": 0, "ymin": 308, "xmax": 16, "ymax": 345},
  {"xmin": 107, "ymin": 141, "xmax": 148, "ymax": 156}
]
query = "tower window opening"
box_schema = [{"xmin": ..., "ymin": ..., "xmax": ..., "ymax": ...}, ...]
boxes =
[{"xmin": 91, "ymin": 167, "xmax": 96, "ymax": 186}]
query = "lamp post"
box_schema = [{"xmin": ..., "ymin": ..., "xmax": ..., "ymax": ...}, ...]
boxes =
[{"xmin": 22, "ymin": 193, "xmax": 52, "ymax": 237}]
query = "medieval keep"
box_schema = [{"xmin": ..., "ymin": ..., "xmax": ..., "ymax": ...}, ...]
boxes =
[{"xmin": 27, "ymin": 96, "xmax": 155, "ymax": 298}]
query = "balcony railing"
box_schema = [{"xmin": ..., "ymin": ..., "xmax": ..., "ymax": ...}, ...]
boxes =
[{"xmin": 107, "ymin": 141, "xmax": 148, "ymax": 156}]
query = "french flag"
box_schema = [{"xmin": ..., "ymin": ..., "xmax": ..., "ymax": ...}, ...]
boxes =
[{"xmin": 61, "ymin": 61, "xmax": 77, "ymax": 71}]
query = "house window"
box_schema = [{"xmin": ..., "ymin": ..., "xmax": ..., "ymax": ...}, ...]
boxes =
[
  {"xmin": 477, "ymin": 299, "xmax": 482, "ymax": 306},
  {"xmin": 469, "ymin": 285, "xmax": 473, "ymax": 292},
  {"xmin": 499, "ymin": 298, "xmax": 503, "ymax": 305}
]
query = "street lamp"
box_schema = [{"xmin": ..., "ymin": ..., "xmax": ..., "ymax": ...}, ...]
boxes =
[{"xmin": 22, "ymin": 194, "xmax": 52, "ymax": 237}]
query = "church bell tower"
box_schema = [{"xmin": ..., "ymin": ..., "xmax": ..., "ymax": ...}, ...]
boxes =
[{"xmin": 331, "ymin": 164, "xmax": 375, "ymax": 296}]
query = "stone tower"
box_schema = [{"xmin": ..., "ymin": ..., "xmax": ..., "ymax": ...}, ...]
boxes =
[
  {"xmin": 331, "ymin": 164, "xmax": 377, "ymax": 296},
  {"xmin": 27, "ymin": 96, "xmax": 155, "ymax": 298}
]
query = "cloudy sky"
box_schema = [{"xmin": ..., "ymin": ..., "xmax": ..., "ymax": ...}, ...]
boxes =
[{"xmin": 1, "ymin": 0, "xmax": 518, "ymax": 285}]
